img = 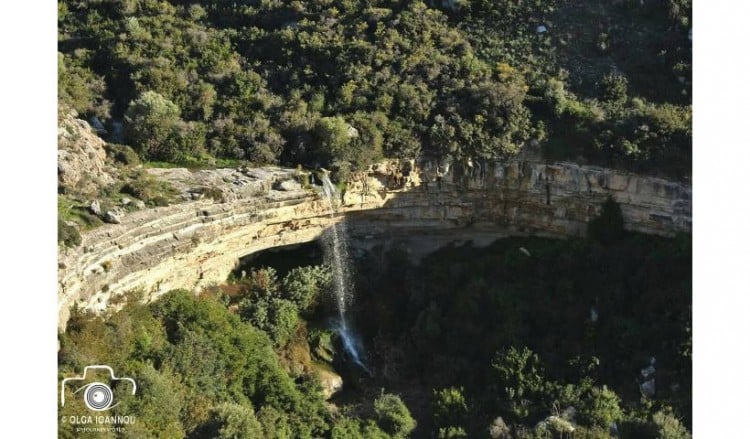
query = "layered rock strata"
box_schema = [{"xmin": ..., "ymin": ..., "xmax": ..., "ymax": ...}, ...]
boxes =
[{"xmin": 58, "ymin": 159, "xmax": 691, "ymax": 329}]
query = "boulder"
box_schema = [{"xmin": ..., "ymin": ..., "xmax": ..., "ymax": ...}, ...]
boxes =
[
  {"xmin": 89, "ymin": 200, "xmax": 102, "ymax": 216},
  {"xmin": 640, "ymin": 378, "xmax": 656, "ymax": 397},
  {"xmin": 346, "ymin": 124, "xmax": 359, "ymax": 138},
  {"xmin": 536, "ymin": 415, "xmax": 575, "ymax": 435},
  {"xmin": 104, "ymin": 209, "xmax": 125, "ymax": 224},
  {"xmin": 314, "ymin": 367, "xmax": 343, "ymax": 399},
  {"xmin": 274, "ymin": 179, "xmax": 302, "ymax": 192},
  {"xmin": 488, "ymin": 416, "xmax": 511, "ymax": 439}
]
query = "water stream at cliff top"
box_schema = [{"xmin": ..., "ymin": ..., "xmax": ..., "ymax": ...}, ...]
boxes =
[{"xmin": 320, "ymin": 173, "xmax": 371, "ymax": 375}]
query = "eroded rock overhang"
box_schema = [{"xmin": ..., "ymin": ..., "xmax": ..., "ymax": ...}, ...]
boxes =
[{"xmin": 57, "ymin": 159, "xmax": 691, "ymax": 330}]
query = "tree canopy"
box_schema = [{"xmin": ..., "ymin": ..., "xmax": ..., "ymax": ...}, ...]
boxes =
[{"xmin": 59, "ymin": 0, "xmax": 691, "ymax": 177}]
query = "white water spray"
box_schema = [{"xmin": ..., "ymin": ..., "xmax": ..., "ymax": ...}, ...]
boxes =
[{"xmin": 319, "ymin": 173, "xmax": 370, "ymax": 374}]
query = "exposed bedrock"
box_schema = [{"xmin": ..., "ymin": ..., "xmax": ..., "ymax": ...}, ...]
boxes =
[{"xmin": 58, "ymin": 158, "xmax": 691, "ymax": 329}]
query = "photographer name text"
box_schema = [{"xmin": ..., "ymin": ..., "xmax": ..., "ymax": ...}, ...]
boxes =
[{"xmin": 62, "ymin": 415, "xmax": 136, "ymax": 425}]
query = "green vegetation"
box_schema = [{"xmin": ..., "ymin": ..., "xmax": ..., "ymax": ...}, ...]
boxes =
[
  {"xmin": 119, "ymin": 168, "xmax": 180, "ymax": 207},
  {"xmin": 374, "ymin": 393, "xmax": 418, "ymax": 438},
  {"xmin": 59, "ymin": 289, "xmax": 396, "ymax": 438},
  {"xmin": 58, "ymin": 1, "xmax": 692, "ymax": 435},
  {"xmin": 58, "ymin": 0, "xmax": 691, "ymax": 178},
  {"xmin": 350, "ymin": 228, "xmax": 692, "ymax": 437},
  {"xmin": 57, "ymin": 217, "xmax": 82, "ymax": 248},
  {"xmin": 57, "ymin": 166, "xmax": 179, "ymax": 246},
  {"xmin": 60, "ymin": 214, "xmax": 691, "ymax": 438}
]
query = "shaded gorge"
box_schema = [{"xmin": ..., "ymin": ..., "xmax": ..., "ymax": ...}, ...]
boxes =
[{"xmin": 220, "ymin": 226, "xmax": 691, "ymax": 438}]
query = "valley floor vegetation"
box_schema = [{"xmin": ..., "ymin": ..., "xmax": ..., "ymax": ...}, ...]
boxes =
[
  {"xmin": 59, "ymin": 202, "xmax": 692, "ymax": 438},
  {"xmin": 59, "ymin": 0, "xmax": 691, "ymax": 178}
]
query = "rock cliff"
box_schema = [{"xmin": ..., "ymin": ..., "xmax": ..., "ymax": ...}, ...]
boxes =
[
  {"xmin": 58, "ymin": 111, "xmax": 115, "ymax": 195},
  {"xmin": 58, "ymin": 157, "xmax": 690, "ymax": 329}
]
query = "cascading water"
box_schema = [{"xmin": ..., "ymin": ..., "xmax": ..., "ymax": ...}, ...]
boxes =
[{"xmin": 319, "ymin": 173, "xmax": 370, "ymax": 374}]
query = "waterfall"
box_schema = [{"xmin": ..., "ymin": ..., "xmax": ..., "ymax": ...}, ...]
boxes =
[{"xmin": 319, "ymin": 173, "xmax": 370, "ymax": 374}]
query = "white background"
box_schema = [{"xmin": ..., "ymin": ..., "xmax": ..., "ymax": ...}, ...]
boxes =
[{"xmin": 0, "ymin": 0, "xmax": 746, "ymax": 436}]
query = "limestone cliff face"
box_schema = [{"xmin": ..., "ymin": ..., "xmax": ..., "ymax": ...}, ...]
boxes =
[
  {"xmin": 58, "ymin": 111, "xmax": 115, "ymax": 195},
  {"xmin": 58, "ymin": 158, "xmax": 690, "ymax": 329},
  {"xmin": 345, "ymin": 158, "xmax": 691, "ymax": 237}
]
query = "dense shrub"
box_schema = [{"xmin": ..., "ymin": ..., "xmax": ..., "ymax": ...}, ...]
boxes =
[
  {"xmin": 59, "ymin": 290, "xmax": 332, "ymax": 438},
  {"xmin": 60, "ymin": 231, "xmax": 691, "ymax": 438},
  {"xmin": 577, "ymin": 386, "xmax": 624, "ymax": 429},
  {"xmin": 352, "ymin": 232, "xmax": 691, "ymax": 435},
  {"xmin": 374, "ymin": 393, "xmax": 417, "ymax": 438},
  {"xmin": 59, "ymin": 0, "xmax": 704, "ymax": 173},
  {"xmin": 105, "ymin": 143, "xmax": 141, "ymax": 166},
  {"xmin": 57, "ymin": 218, "xmax": 81, "ymax": 247},
  {"xmin": 432, "ymin": 387, "xmax": 469, "ymax": 437},
  {"xmin": 282, "ymin": 265, "xmax": 331, "ymax": 311}
]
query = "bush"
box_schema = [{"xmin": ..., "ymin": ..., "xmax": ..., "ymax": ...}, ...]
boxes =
[
  {"xmin": 331, "ymin": 418, "xmax": 366, "ymax": 439},
  {"xmin": 652, "ymin": 409, "xmax": 691, "ymax": 439},
  {"xmin": 488, "ymin": 417, "xmax": 511, "ymax": 439},
  {"xmin": 599, "ymin": 72, "xmax": 629, "ymax": 105},
  {"xmin": 265, "ymin": 298, "xmax": 300, "ymax": 347},
  {"xmin": 433, "ymin": 387, "xmax": 469, "ymax": 435},
  {"xmin": 203, "ymin": 403, "xmax": 263, "ymax": 439},
  {"xmin": 237, "ymin": 267, "xmax": 305, "ymax": 346},
  {"xmin": 120, "ymin": 170, "xmax": 179, "ymax": 206},
  {"xmin": 578, "ymin": 386, "xmax": 623, "ymax": 429},
  {"xmin": 105, "ymin": 143, "xmax": 141, "ymax": 166},
  {"xmin": 374, "ymin": 393, "xmax": 417, "ymax": 438},
  {"xmin": 282, "ymin": 265, "xmax": 332, "ymax": 314},
  {"xmin": 124, "ymin": 91, "xmax": 205, "ymax": 161},
  {"xmin": 438, "ymin": 426, "xmax": 468, "ymax": 438},
  {"xmin": 236, "ymin": 268, "xmax": 300, "ymax": 347},
  {"xmin": 312, "ymin": 116, "xmax": 354, "ymax": 166},
  {"xmin": 491, "ymin": 346, "xmax": 547, "ymax": 421},
  {"xmin": 58, "ymin": 218, "xmax": 81, "ymax": 247}
]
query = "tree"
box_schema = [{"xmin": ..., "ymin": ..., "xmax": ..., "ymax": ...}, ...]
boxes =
[
  {"xmin": 124, "ymin": 91, "xmax": 183, "ymax": 161},
  {"xmin": 432, "ymin": 387, "xmax": 469, "ymax": 436},
  {"xmin": 652, "ymin": 409, "xmax": 691, "ymax": 439},
  {"xmin": 267, "ymin": 298, "xmax": 300, "ymax": 347},
  {"xmin": 201, "ymin": 403, "xmax": 263, "ymax": 439},
  {"xmin": 373, "ymin": 393, "xmax": 417, "ymax": 438},
  {"xmin": 282, "ymin": 265, "xmax": 331, "ymax": 314},
  {"xmin": 578, "ymin": 386, "xmax": 623, "ymax": 429},
  {"xmin": 311, "ymin": 116, "xmax": 354, "ymax": 166},
  {"xmin": 58, "ymin": 52, "xmax": 110, "ymax": 119},
  {"xmin": 491, "ymin": 346, "xmax": 547, "ymax": 421},
  {"xmin": 599, "ymin": 73, "xmax": 629, "ymax": 105},
  {"xmin": 331, "ymin": 418, "xmax": 365, "ymax": 439}
]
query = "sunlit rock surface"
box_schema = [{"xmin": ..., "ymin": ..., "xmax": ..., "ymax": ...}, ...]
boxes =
[{"xmin": 58, "ymin": 156, "xmax": 690, "ymax": 329}]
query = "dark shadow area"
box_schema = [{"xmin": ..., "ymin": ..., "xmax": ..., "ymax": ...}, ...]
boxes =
[{"xmin": 233, "ymin": 240, "xmax": 324, "ymax": 279}]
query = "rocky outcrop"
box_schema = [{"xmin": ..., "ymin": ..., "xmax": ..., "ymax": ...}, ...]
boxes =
[
  {"xmin": 58, "ymin": 158, "xmax": 691, "ymax": 329},
  {"xmin": 346, "ymin": 158, "xmax": 691, "ymax": 238},
  {"xmin": 58, "ymin": 111, "xmax": 115, "ymax": 195},
  {"xmin": 315, "ymin": 367, "xmax": 344, "ymax": 399}
]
